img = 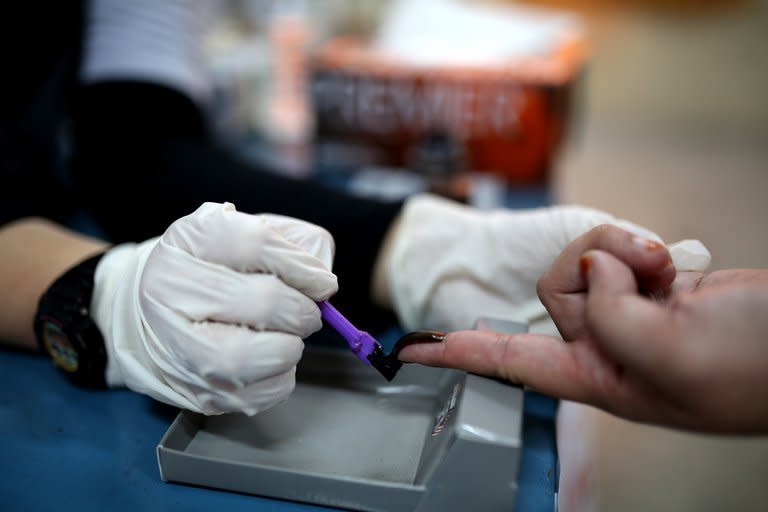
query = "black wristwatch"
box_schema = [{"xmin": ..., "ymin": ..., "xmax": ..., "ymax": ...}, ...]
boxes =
[{"xmin": 34, "ymin": 252, "xmax": 108, "ymax": 388}]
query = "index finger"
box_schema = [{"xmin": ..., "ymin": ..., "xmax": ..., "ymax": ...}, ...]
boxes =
[{"xmin": 398, "ymin": 330, "xmax": 612, "ymax": 405}]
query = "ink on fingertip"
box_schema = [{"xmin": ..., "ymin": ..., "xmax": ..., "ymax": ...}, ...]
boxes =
[
  {"xmin": 366, "ymin": 331, "xmax": 446, "ymax": 380},
  {"xmin": 391, "ymin": 330, "xmax": 446, "ymax": 360}
]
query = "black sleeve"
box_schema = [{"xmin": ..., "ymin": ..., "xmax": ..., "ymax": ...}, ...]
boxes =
[
  {"xmin": 0, "ymin": 2, "xmax": 85, "ymax": 228},
  {"xmin": 71, "ymin": 81, "xmax": 403, "ymax": 331}
]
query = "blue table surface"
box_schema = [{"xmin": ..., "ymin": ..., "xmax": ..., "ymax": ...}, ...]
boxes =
[{"xmin": 1, "ymin": 339, "xmax": 557, "ymax": 512}]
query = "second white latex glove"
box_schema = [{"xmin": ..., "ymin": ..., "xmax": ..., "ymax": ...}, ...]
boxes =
[
  {"xmin": 375, "ymin": 194, "xmax": 710, "ymax": 332},
  {"xmin": 91, "ymin": 202, "xmax": 338, "ymax": 415}
]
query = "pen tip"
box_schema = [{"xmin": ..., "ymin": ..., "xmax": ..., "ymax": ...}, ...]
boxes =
[{"xmin": 367, "ymin": 345, "xmax": 402, "ymax": 381}]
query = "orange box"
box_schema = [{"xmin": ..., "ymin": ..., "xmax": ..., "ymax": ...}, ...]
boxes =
[{"xmin": 310, "ymin": 30, "xmax": 589, "ymax": 184}]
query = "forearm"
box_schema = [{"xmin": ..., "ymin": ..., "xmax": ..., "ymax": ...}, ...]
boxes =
[{"xmin": 0, "ymin": 218, "xmax": 109, "ymax": 350}]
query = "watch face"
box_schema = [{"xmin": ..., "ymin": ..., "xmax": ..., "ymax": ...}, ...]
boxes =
[{"xmin": 40, "ymin": 317, "xmax": 79, "ymax": 373}]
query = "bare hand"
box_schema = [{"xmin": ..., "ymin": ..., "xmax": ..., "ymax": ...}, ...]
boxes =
[{"xmin": 399, "ymin": 225, "xmax": 768, "ymax": 433}]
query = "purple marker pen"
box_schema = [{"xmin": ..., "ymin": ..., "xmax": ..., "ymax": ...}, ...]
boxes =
[{"xmin": 317, "ymin": 300, "xmax": 402, "ymax": 381}]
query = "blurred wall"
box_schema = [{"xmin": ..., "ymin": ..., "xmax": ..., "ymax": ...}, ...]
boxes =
[
  {"xmin": 523, "ymin": 1, "xmax": 768, "ymax": 511},
  {"xmin": 546, "ymin": 0, "xmax": 768, "ymax": 270}
]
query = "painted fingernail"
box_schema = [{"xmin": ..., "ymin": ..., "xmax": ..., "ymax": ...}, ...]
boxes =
[
  {"xmin": 392, "ymin": 330, "xmax": 446, "ymax": 359},
  {"xmin": 580, "ymin": 254, "xmax": 592, "ymax": 279},
  {"xmin": 633, "ymin": 236, "xmax": 664, "ymax": 251}
]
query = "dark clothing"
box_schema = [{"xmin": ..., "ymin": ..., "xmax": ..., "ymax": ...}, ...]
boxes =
[
  {"xmin": 0, "ymin": 3, "xmax": 85, "ymax": 226},
  {"xmin": 72, "ymin": 82, "xmax": 402, "ymax": 330},
  {"xmin": 1, "ymin": 4, "xmax": 401, "ymax": 331}
]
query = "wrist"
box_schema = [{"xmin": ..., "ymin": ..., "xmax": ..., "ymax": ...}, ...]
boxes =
[
  {"xmin": 34, "ymin": 251, "xmax": 109, "ymax": 388},
  {"xmin": 91, "ymin": 239, "xmax": 158, "ymax": 387},
  {"xmin": 91, "ymin": 243, "xmax": 135, "ymax": 387}
]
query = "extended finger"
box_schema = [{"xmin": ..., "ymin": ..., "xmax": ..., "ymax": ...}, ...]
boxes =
[{"xmin": 398, "ymin": 330, "xmax": 620, "ymax": 405}]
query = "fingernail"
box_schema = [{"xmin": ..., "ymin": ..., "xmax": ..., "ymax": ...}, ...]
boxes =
[
  {"xmin": 391, "ymin": 330, "xmax": 446, "ymax": 359},
  {"xmin": 633, "ymin": 236, "xmax": 664, "ymax": 251},
  {"xmin": 580, "ymin": 254, "xmax": 592, "ymax": 279}
]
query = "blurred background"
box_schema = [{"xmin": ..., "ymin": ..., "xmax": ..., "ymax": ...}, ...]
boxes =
[{"xmin": 201, "ymin": 2, "xmax": 768, "ymax": 509}]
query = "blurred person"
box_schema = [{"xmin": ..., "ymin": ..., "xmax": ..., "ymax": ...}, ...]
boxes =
[
  {"xmin": 4, "ymin": 3, "xmax": 760, "ymax": 511},
  {"xmin": 0, "ymin": 196, "xmax": 709, "ymax": 415},
  {"xmin": 2, "ymin": 1, "xmax": 710, "ymax": 414},
  {"xmin": 2, "ymin": 1, "xmax": 398, "ymax": 331}
]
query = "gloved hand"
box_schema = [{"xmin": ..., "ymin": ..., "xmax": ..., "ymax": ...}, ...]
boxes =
[
  {"xmin": 373, "ymin": 194, "xmax": 710, "ymax": 332},
  {"xmin": 91, "ymin": 202, "xmax": 338, "ymax": 415}
]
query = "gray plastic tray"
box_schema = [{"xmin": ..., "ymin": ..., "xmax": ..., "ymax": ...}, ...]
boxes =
[{"xmin": 158, "ymin": 321, "xmax": 527, "ymax": 511}]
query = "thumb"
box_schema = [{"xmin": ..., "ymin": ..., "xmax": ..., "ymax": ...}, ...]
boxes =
[{"xmin": 582, "ymin": 250, "xmax": 672, "ymax": 376}]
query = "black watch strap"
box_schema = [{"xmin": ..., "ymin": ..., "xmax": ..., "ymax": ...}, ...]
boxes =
[{"xmin": 34, "ymin": 252, "xmax": 108, "ymax": 388}]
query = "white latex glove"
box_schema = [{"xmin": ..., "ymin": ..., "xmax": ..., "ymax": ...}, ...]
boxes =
[
  {"xmin": 91, "ymin": 202, "xmax": 338, "ymax": 415},
  {"xmin": 374, "ymin": 194, "xmax": 710, "ymax": 332}
]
